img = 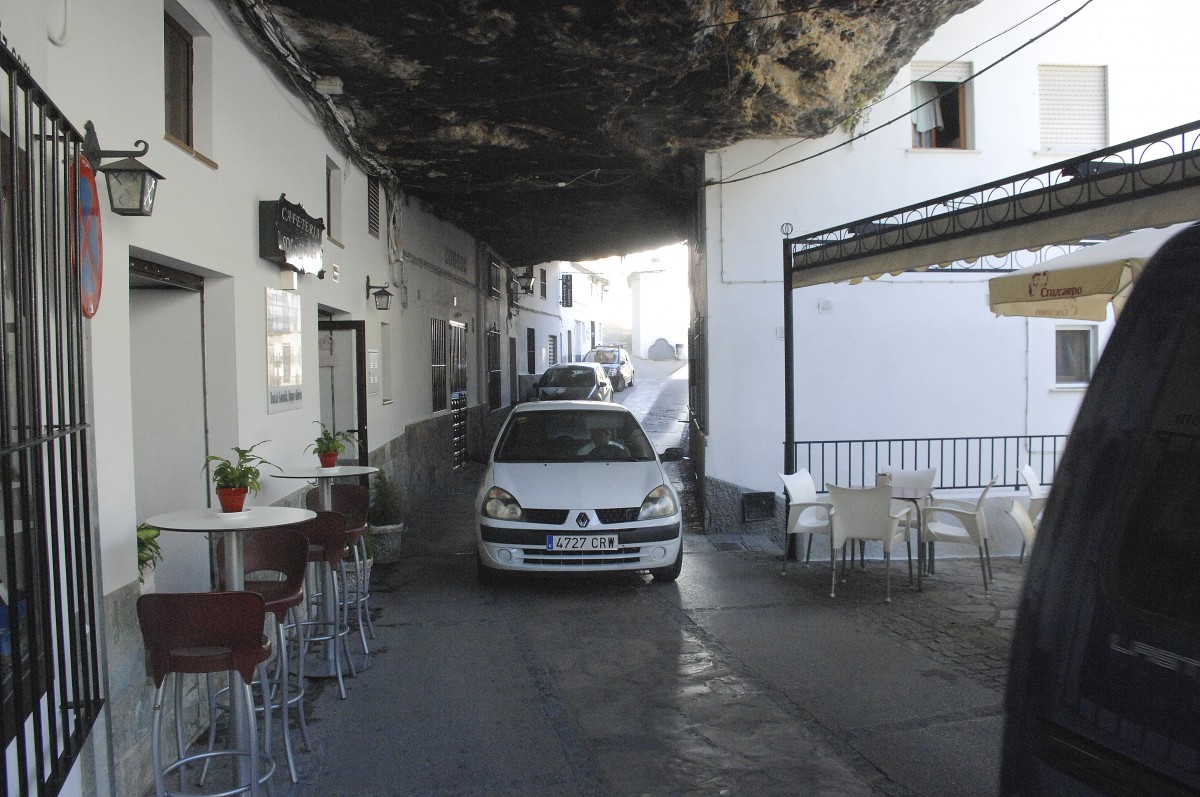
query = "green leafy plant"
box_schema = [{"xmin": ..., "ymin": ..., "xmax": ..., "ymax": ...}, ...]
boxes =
[
  {"xmin": 204, "ymin": 441, "xmax": 276, "ymax": 492},
  {"xmin": 368, "ymin": 473, "xmax": 405, "ymax": 526},
  {"xmin": 137, "ymin": 523, "xmax": 163, "ymax": 583},
  {"xmin": 304, "ymin": 421, "xmax": 359, "ymax": 456}
]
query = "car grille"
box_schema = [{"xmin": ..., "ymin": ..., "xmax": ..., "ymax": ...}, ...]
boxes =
[
  {"xmin": 480, "ymin": 524, "xmax": 679, "ymax": 546},
  {"xmin": 522, "ymin": 508, "xmax": 570, "ymax": 525},
  {"xmin": 596, "ymin": 507, "xmax": 640, "ymax": 524}
]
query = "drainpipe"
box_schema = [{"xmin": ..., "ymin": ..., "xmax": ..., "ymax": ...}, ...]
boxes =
[{"xmin": 782, "ymin": 227, "xmax": 797, "ymax": 560}]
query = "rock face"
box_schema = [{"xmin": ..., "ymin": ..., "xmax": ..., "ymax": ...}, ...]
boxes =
[{"xmin": 224, "ymin": 0, "xmax": 982, "ymax": 265}]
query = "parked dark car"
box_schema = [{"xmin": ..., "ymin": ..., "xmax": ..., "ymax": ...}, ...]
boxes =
[
  {"xmin": 533, "ymin": 362, "xmax": 613, "ymax": 402},
  {"xmin": 1002, "ymin": 223, "xmax": 1200, "ymax": 796},
  {"xmin": 583, "ymin": 345, "xmax": 635, "ymax": 391}
]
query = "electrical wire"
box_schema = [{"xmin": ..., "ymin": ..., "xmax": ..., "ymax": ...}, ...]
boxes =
[{"xmin": 710, "ymin": 0, "xmax": 1097, "ymax": 186}]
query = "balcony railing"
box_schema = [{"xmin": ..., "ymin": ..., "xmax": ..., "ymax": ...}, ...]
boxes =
[{"xmin": 789, "ymin": 435, "xmax": 1065, "ymax": 492}]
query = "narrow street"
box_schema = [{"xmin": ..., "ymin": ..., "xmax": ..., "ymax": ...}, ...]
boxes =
[{"xmin": 283, "ymin": 357, "xmax": 1018, "ymax": 796}]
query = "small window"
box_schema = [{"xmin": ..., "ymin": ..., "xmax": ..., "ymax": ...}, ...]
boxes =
[
  {"xmin": 539, "ymin": 268, "xmax": 548, "ymax": 299},
  {"xmin": 164, "ymin": 14, "xmax": 193, "ymax": 146},
  {"xmin": 526, "ymin": 327, "xmax": 536, "ymax": 374},
  {"xmin": 548, "ymin": 335, "xmax": 558, "ymax": 366},
  {"xmin": 910, "ymin": 62, "xmax": 972, "ymax": 150},
  {"xmin": 380, "ymin": 322, "xmax": 393, "ymax": 404},
  {"xmin": 325, "ymin": 158, "xmax": 342, "ymax": 243},
  {"xmin": 367, "ymin": 176, "xmax": 381, "ymax": 238},
  {"xmin": 1039, "ymin": 65, "xmax": 1108, "ymax": 151},
  {"xmin": 1056, "ymin": 327, "xmax": 1095, "ymax": 385}
]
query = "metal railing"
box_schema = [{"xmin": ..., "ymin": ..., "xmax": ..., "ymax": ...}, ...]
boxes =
[{"xmin": 789, "ymin": 434, "xmax": 1066, "ymax": 492}]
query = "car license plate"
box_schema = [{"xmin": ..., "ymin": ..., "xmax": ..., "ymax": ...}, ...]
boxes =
[{"xmin": 546, "ymin": 534, "xmax": 619, "ymax": 551}]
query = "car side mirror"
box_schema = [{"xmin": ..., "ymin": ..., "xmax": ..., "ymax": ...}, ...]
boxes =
[{"xmin": 659, "ymin": 447, "xmax": 686, "ymax": 462}]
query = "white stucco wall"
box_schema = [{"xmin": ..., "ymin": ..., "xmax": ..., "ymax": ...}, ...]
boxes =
[{"xmin": 702, "ymin": 0, "xmax": 1196, "ymax": 494}]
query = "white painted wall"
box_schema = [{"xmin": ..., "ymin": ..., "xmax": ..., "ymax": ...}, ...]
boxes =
[
  {"xmin": 629, "ymin": 244, "xmax": 689, "ymax": 359},
  {"xmin": 702, "ymin": 0, "xmax": 1197, "ymax": 495}
]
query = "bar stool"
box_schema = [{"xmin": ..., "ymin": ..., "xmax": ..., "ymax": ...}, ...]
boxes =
[
  {"xmin": 137, "ymin": 590, "xmax": 273, "ymax": 797},
  {"xmin": 296, "ymin": 511, "xmax": 355, "ymax": 699},
  {"xmin": 213, "ymin": 528, "xmax": 310, "ymax": 782},
  {"xmin": 306, "ymin": 484, "xmax": 375, "ymax": 652}
]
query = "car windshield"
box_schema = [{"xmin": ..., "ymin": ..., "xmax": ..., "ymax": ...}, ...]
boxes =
[
  {"xmin": 586, "ymin": 349, "xmax": 619, "ymax": 365},
  {"xmin": 495, "ymin": 409, "xmax": 656, "ymax": 463},
  {"xmin": 540, "ymin": 366, "xmax": 598, "ymax": 388}
]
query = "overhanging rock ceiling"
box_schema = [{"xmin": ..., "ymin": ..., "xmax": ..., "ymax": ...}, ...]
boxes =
[{"xmin": 223, "ymin": 0, "xmax": 983, "ymax": 266}]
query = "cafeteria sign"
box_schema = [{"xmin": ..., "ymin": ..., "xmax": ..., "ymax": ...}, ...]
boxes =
[{"xmin": 259, "ymin": 194, "xmax": 324, "ymax": 276}]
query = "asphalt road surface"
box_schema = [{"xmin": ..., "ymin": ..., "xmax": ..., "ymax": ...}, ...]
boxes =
[{"xmin": 276, "ymin": 356, "xmax": 1016, "ymax": 796}]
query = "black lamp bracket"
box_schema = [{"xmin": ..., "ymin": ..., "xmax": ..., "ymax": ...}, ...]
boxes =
[
  {"xmin": 366, "ymin": 276, "xmax": 392, "ymax": 297},
  {"xmin": 82, "ymin": 120, "xmax": 150, "ymax": 165}
]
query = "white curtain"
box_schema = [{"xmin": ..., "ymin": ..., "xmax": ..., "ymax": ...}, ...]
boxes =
[{"xmin": 911, "ymin": 82, "xmax": 943, "ymax": 133}]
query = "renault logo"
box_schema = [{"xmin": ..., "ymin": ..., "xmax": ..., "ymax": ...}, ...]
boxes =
[{"xmin": 576, "ymin": 512, "xmax": 590, "ymax": 528}]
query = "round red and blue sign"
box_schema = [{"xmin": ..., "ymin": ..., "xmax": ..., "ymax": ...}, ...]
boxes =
[{"xmin": 76, "ymin": 155, "xmax": 103, "ymax": 318}]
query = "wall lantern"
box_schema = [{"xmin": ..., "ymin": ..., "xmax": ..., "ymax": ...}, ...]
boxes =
[
  {"xmin": 510, "ymin": 266, "xmax": 535, "ymax": 294},
  {"xmin": 82, "ymin": 121, "xmax": 165, "ymax": 217},
  {"xmin": 366, "ymin": 276, "xmax": 393, "ymax": 311}
]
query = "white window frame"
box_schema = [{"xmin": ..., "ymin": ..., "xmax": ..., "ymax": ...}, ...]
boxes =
[
  {"xmin": 1055, "ymin": 325, "xmax": 1097, "ymax": 387},
  {"xmin": 1038, "ymin": 65, "xmax": 1108, "ymax": 152},
  {"xmin": 910, "ymin": 61, "xmax": 973, "ymax": 150}
]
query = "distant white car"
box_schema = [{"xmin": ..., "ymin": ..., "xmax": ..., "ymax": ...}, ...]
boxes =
[
  {"xmin": 476, "ymin": 401, "xmax": 683, "ymax": 582},
  {"xmin": 583, "ymin": 346, "xmax": 635, "ymax": 391}
]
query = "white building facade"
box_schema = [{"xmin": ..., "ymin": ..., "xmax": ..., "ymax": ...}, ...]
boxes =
[
  {"xmin": 0, "ymin": 1, "xmax": 530, "ymax": 793},
  {"xmin": 697, "ymin": 0, "xmax": 1200, "ymax": 526}
]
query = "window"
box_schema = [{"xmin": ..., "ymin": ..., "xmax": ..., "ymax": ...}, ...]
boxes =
[
  {"xmin": 367, "ymin": 175, "xmax": 381, "ymax": 238},
  {"xmin": 164, "ymin": 14, "xmax": 192, "ymax": 146},
  {"xmin": 487, "ymin": 327, "xmax": 501, "ymax": 409},
  {"xmin": 539, "ymin": 268, "xmax": 547, "ymax": 298},
  {"xmin": 163, "ymin": 2, "xmax": 212, "ymax": 157},
  {"xmin": 1039, "ymin": 65, "xmax": 1108, "ymax": 151},
  {"xmin": 325, "ymin": 158, "xmax": 342, "ymax": 242},
  {"xmin": 1056, "ymin": 327, "xmax": 1095, "ymax": 385},
  {"xmin": 910, "ymin": 61, "xmax": 972, "ymax": 149},
  {"xmin": 526, "ymin": 328, "xmax": 536, "ymax": 374},
  {"xmin": 548, "ymin": 335, "xmax": 558, "ymax": 366},
  {"xmin": 431, "ymin": 319, "xmax": 448, "ymax": 410}
]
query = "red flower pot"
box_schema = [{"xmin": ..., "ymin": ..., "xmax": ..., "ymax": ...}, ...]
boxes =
[
  {"xmin": 216, "ymin": 487, "xmax": 248, "ymax": 513},
  {"xmin": 318, "ymin": 451, "xmax": 338, "ymax": 468}
]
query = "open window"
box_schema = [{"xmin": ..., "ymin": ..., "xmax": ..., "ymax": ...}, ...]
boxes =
[{"xmin": 910, "ymin": 61, "xmax": 973, "ymax": 150}]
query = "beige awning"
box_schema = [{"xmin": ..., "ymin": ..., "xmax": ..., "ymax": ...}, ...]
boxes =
[{"xmin": 987, "ymin": 222, "xmax": 1196, "ymax": 321}]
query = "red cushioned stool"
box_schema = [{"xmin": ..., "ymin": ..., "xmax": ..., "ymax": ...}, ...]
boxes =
[
  {"xmin": 295, "ymin": 511, "xmax": 355, "ymax": 698},
  {"xmin": 306, "ymin": 484, "xmax": 374, "ymax": 652}
]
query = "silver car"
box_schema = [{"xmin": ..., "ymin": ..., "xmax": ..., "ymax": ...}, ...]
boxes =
[
  {"xmin": 583, "ymin": 346, "xmax": 635, "ymax": 391},
  {"xmin": 533, "ymin": 362, "xmax": 613, "ymax": 402}
]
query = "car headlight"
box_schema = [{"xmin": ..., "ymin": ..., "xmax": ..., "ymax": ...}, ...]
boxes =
[
  {"xmin": 638, "ymin": 484, "xmax": 679, "ymax": 520},
  {"xmin": 482, "ymin": 487, "xmax": 524, "ymax": 520}
]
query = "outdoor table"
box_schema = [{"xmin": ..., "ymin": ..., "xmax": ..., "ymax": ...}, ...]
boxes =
[
  {"xmin": 275, "ymin": 465, "xmax": 378, "ymax": 675},
  {"xmin": 890, "ymin": 485, "xmax": 933, "ymax": 591},
  {"xmin": 143, "ymin": 505, "xmax": 316, "ymax": 786}
]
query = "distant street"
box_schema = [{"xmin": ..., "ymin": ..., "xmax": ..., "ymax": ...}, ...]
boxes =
[{"xmin": 282, "ymin": 355, "xmax": 1018, "ymax": 797}]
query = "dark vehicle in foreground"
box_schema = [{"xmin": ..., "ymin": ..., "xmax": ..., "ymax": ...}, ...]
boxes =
[
  {"xmin": 1002, "ymin": 224, "xmax": 1200, "ymax": 796},
  {"xmin": 476, "ymin": 401, "xmax": 683, "ymax": 582}
]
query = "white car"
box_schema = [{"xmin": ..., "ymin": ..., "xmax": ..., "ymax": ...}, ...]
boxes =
[{"xmin": 476, "ymin": 401, "xmax": 683, "ymax": 582}]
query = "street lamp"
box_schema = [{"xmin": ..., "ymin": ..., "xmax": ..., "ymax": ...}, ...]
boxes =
[
  {"xmin": 366, "ymin": 276, "xmax": 393, "ymax": 311},
  {"xmin": 82, "ymin": 121, "xmax": 165, "ymax": 217}
]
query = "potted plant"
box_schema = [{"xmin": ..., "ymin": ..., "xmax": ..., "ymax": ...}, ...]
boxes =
[
  {"xmin": 368, "ymin": 472, "xmax": 406, "ymax": 564},
  {"xmin": 204, "ymin": 441, "xmax": 275, "ymax": 512},
  {"xmin": 137, "ymin": 523, "xmax": 164, "ymax": 585},
  {"xmin": 305, "ymin": 421, "xmax": 359, "ymax": 468}
]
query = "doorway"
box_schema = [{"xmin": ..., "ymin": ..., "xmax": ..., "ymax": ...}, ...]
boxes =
[
  {"xmin": 129, "ymin": 259, "xmax": 210, "ymax": 592},
  {"xmin": 317, "ymin": 319, "xmax": 369, "ymax": 463}
]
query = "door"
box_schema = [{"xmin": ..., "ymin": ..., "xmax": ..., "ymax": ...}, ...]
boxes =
[
  {"xmin": 449, "ymin": 320, "xmax": 468, "ymax": 467},
  {"xmin": 318, "ymin": 319, "xmax": 368, "ymax": 464}
]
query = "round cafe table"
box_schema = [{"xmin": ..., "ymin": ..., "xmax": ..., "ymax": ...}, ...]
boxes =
[
  {"xmin": 274, "ymin": 465, "xmax": 379, "ymax": 676},
  {"xmin": 143, "ymin": 505, "xmax": 316, "ymax": 787}
]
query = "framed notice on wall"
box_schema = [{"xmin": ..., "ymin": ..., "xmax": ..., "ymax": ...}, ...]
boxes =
[{"xmin": 266, "ymin": 288, "xmax": 303, "ymax": 413}]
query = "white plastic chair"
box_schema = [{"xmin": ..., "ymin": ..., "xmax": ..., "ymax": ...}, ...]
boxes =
[
  {"xmin": 778, "ymin": 470, "xmax": 831, "ymax": 573},
  {"xmin": 826, "ymin": 484, "xmax": 912, "ymax": 603},
  {"xmin": 923, "ymin": 477, "xmax": 997, "ymax": 593},
  {"xmin": 878, "ymin": 467, "xmax": 936, "ymax": 568},
  {"xmin": 1007, "ymin": 500, "xmax": 1037, "ymax": 564},
  {"xmin": 1018, "ymin": 465, "xmax": 1048, "ymax": 526}
]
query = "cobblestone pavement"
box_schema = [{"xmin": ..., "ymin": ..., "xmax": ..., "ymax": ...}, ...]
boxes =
[{"xmin": 269, "ymin": 358, "xmax": 1021, "ymax": 797}]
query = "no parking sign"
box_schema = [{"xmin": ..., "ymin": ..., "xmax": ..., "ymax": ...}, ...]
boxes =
[{"xmin": 76, "ymin": 155, "xmax": 103, "ymax": 318}]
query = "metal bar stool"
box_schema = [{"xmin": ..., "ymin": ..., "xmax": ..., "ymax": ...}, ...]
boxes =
[
  {"xmin": 306, "ymin": 484, "xmax": 375, "ymax": 652},
  {"xmin": 137, "ymin": 591, "xmax": 273, "ymax": 797},
  {"xmin": 212, "ymin": 528, "xmax": 310, "ymax": 782},
  {"xmin": 296, "ymin": 511, "xmax": 355, "ymax": 699}
]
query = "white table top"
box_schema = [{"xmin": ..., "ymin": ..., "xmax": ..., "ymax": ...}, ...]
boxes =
[
  {"xmin": 144, "ymin": 506, "xmax": 315, "ymax": 532},
  {"xmin": 275, "ymin": 465, "xmax": 379, "ymax": 480}
]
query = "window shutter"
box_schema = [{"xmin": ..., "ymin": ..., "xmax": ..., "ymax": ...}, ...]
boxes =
[
  {"xmin": 910, "ymin": 61, "xmax": 972, "ymax": 84},
  {"xmin": 1039, "ymin": 65, "xmax": 1108, "ymax": 150}
]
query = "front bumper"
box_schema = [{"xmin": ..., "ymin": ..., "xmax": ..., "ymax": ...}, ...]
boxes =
[{"xmin": 478, "ymin": 520, "xmax": 681, "ymax": 571}]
